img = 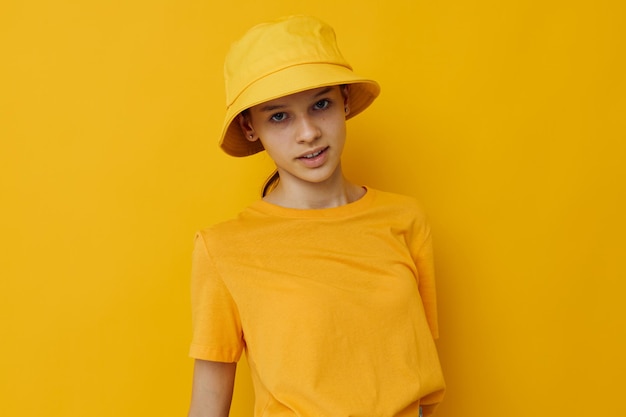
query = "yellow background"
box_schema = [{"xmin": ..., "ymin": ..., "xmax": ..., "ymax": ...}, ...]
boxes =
[{"xmin": 2, "ymin": 1, "xmax": 625, "ymax": 416}]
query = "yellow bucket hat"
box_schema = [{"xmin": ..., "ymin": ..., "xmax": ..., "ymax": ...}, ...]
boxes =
[{"xmin": 219, "ymin": 15, "xmax": 381, "ymax": 157}]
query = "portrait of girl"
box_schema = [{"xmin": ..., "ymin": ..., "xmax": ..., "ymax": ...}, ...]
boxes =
[{"xmin": 187, "ymin": 15, "xmax": 445, "ymax": 417}]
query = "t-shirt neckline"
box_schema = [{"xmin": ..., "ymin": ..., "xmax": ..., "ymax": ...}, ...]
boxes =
[{"xmin": 248, "ymin": 186, "xmax": 376, "ymax": 219}]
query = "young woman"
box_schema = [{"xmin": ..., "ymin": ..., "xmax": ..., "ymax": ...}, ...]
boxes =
[{"xmin": 187, "ymin": 15, "xmax": 445, "ymax": 417}]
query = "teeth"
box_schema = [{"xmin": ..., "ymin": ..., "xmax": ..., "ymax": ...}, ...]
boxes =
[{"xmin": 304, "ymin": 149, "xmax": 323, "ymax": 158}]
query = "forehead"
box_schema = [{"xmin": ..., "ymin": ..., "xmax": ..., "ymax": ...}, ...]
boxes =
[{"xmin": 252, "ymin": 86, "xmax": 341, "ymax": 112}]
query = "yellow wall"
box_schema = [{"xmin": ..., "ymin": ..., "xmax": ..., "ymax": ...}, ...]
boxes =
[{"xmin": 2, "ymin": 1, "xmax": 624, "ymax": 416}]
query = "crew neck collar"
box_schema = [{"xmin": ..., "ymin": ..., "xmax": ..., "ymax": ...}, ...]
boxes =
[{"xmin": 249, "ymin": 186, "xmax": 375, "ymax": 219}]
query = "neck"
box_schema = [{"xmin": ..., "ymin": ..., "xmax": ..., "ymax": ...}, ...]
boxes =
[{"xmin": 263, "ymin": 172, "xmax": 365, "ymax": 210}]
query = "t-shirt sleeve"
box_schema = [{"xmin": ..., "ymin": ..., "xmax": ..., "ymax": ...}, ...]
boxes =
[
  {"xmin": 189, "ymin": 231, "xmax": 244, "ymax": 362},
  {"xmin": 410, "ymin": 212, "xmax": 440, "ymax": 340}
]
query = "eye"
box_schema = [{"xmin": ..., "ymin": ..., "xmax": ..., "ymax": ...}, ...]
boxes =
[
  {"xmin": 270, "ymin": 112, "xmax": 287, "ymax": 122},
  {"xmin": 313, "ymin": 99, "xmax": 330, "ymax": 110}
]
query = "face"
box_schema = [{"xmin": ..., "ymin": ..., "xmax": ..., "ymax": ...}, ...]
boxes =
[{"xmin": 239, "ymin": 85, "xmax": 350, "ymax": 189}]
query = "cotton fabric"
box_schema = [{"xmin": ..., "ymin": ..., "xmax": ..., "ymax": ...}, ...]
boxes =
[{"xmin": 190, "ymin": 187, "xmax": 445, "ymax": 416}]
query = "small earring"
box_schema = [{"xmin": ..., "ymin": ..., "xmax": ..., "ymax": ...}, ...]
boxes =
[
  {"xmin": 344, "ymin": 107, "xmax": 349, "ymax": 114},
  {"xmin": 249, "ymin": 134, "xmax": 253, "ymax": 138}
]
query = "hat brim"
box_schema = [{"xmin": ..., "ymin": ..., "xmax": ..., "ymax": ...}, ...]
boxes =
[{"xmin": 219, "ymin": 62, "xmax": 380, "ymax": 157}]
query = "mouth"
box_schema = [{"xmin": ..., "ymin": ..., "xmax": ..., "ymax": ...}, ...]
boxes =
[{"xmin": 298, "ymin": 147, "xmax": 328, "ymax": 160}]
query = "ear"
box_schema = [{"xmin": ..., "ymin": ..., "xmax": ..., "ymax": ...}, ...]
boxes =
[
  {"xmin": 237, "ymin": 112, "xmax": 258, "ymax": 142},
  {"xmin": 341, "ymin": 85, "xmax": 351, "ymax": 116}
]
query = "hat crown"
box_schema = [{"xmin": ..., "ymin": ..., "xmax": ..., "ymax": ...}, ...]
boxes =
[{"xmin": 224, "ymin": 16, "xmax": 351, "ymax": 108}]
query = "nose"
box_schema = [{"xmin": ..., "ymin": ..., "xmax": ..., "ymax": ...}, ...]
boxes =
[{"xmin": 295, "ymin": 114, "xmax": 321, "ymax": 143}]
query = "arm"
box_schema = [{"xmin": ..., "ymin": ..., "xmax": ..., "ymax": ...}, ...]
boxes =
[{"xmin": 188, "ymin": 359, "xmax": 237, "ymax": 417}]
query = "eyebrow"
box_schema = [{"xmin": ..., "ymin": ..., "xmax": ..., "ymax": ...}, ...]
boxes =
[
  {"xmin": 258, "ymin": 87, "xmax": 335, "ymax": 112},
  {"xmin": 313, "ymin": 87, "xmax": 334, "ymax": 97}
]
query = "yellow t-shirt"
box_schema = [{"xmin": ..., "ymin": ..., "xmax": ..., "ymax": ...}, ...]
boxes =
[{"xmin": 190, "ymin": 187, "xmax": 445, "ymax": 416}]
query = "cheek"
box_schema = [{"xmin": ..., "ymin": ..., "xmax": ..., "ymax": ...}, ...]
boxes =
[
  {"xmin": 257, "ymin": 132, "xmax": 289, "ymax": 159},
  {"xmin": 329, "ymin": 116, "xmax": 347, "ymax": 138}
]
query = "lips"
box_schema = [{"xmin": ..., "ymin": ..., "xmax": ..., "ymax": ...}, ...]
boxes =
[
  {"xmin": 296, "ymin": 146, "xmax": 329, "ymax": 168},
  {"xmin": 298, "ymin": 146, "xmax": 328, "ymax": 160}
]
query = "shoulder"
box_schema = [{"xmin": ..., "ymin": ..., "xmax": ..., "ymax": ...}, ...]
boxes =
[
  {"xmin": 195, "ymin": 201, "xmax": 269, "ymax": 247},
  {"xmin": 369, "ymin": 187, "xmax": 428, "ymax": 220},
  {"xmin": 367, "ymin": 188, "xmax": 432, "ymax": 244},
  {"xmin": 368, "ymin": 188, "xmax": 434, "ymax": 256}
]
